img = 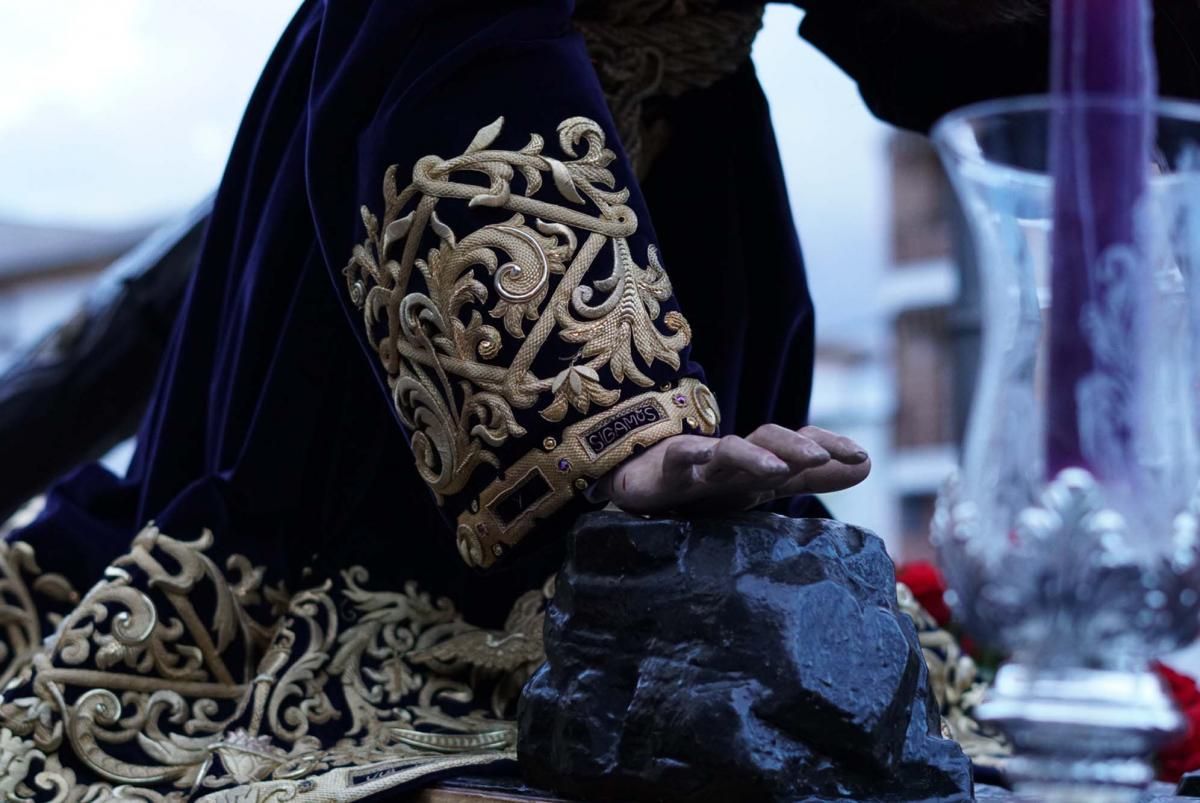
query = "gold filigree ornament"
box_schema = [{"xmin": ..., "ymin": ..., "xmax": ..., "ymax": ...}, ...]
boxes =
[
  {"xmin": 346, "ymin": 116, "xmax": 719, "ymax": 567},
  {"xmin": 193, "ymin": 572, "xmax": 553, "ymax": 798},
  {"xmin": 896, "ymin": 582, "xmax": 1012, "ymax": 766},
  {"xmin": 0, "ymin": 524, "xmax": 268, "ymax": 801},
  {"xmin": 0, "ymin": 535, "xmax": 80, "ymax": 691},
  {"xmin": 575, "ymin": 0, "xmax": 765, "ymax": 176},
  {"xmin": 0, "ymin": 521, "xmax": 554, "ymax": 799}
]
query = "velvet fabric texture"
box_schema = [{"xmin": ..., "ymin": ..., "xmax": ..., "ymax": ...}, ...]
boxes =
[
  {"xmin": 797, "ymin": 0, "xmax": 1200, "ymax": 131},
  {"xmin": 7, "ymin": 0, "xmax": 830, "ymax": 630},
  {"xmin": 13, "ymin": 0, "xmax": 1200, "ymax": 611},
  {"xmin": 7, "ymin": 0, "xmax": 1200, "ymax": 798},
  {"xmin": 0, "ymin": 2, "xmax": 820, "ymax": 796}
]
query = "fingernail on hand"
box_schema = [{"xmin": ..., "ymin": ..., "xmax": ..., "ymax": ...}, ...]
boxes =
[
  {"xmin": 853, "ymin": 450, "xmax": 869, "ymax": 462},
  {"xmin": 766, "ymin": 457, "xmax": 790, "ymax": 473}
]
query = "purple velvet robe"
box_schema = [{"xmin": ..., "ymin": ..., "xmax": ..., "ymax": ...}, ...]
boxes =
[{"xmin": 4, "ymin": 0, "xmax": 1200, "ymax": 797}]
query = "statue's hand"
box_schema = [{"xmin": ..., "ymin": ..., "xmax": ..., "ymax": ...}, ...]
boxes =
[{"xmin": 600, "ymin": 425, "xmax": 871, "ymax": 515}]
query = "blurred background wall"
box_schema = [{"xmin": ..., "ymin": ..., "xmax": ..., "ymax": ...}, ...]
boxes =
[
  {"xmin": 0, "ymin": 3, "xmax": 978, "ymax": 563},
  {"xmin": 757, "ymin": 6, "xmax": 977, "ymax": 563}
]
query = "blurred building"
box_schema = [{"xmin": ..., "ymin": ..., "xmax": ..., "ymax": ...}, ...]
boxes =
[
  {"xmin": 808, "ymin": 342, "xmax": 896, "ymax": 544},
  {"xmin": 0, "ymin": 219, "xmax": 148, "ymax": 372},
  {"xmin": 882, "ymin": 133, "xmax": 979, "ymax": 562}
]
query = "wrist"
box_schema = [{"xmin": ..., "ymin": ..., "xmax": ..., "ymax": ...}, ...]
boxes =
[{"xmin": 585, "ymin": 472, "xmax": 616, "ymax": 504}]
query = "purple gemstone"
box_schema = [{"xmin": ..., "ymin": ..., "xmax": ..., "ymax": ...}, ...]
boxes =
[
  {"xmin": 558, "ymin": 458, "xmax": 571, "ymax": 472},
  {"xmin": 673, "ymin": 394, "xmax": 687, "ymax": 407}
]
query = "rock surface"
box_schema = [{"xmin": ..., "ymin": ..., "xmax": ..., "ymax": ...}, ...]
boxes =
[{"xmin": 518, "ymin": 512, "xmax": 973, "ymax": 802}]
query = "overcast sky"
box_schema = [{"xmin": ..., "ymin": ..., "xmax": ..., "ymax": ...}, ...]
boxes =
[
  {"xmin": 754, "ymin": 5, "xmax": 892, "ymax": 344},
  {"xmin": 0, "ymin": 1, "xmax": 300, "ymax": 226},
  {"xmin": 0, "ymin": 2, "xmax": 892, "ymax": 344}
]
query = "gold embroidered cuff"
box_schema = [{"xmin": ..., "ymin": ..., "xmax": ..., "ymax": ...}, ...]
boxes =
[
  {"xmin": 457, "ymin": 378, "xmax": 718, "ymax": 568},
  {"xmin": 346, "ymin": 116, "xmax": 714, "ymax": 569}
]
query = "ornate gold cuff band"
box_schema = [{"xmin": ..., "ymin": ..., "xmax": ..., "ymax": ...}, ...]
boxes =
[{"xmin": 456, "ymin": 378, "xmax": 719, "ymax": 568}]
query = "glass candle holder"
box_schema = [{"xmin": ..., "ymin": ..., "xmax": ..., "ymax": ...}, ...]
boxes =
[{"xmin": 932, "ymin": 96, "xmax": 1200, "ymax": 801}]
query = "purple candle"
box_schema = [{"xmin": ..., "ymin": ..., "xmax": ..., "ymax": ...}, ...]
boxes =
[{"xmin": 1046, "ymin": 0, "xmax": 1156, "ymax": 477}]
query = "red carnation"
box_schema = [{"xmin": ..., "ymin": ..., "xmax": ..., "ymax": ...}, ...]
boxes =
[
  {"xmin": 1155, "ymin": 661, "xmax": 1200, "ymax": 781},
  {"xmin": 896, "ymin": 562, "xmax": 952, "ymax": 627}
]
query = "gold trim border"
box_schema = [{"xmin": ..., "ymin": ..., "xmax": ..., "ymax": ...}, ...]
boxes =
[{"xmin": 456, "ymin": 378, "xmax": 719, "ymax": 567}]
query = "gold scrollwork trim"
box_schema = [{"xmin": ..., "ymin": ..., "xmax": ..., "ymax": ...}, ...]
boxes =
[
  {"xmin": 347, "ymin": 116, "xmax": 704, "ymax": 566},
  {"xmin": 896, "ymin": 582, "xmax": 1012, "ymax": 764},
  {"xmin": 0, "ymin": 521, "xmax": 553, "ymax": 798},
  {"xmin": 457, "ymin": 378, "xmax": 719, "ymax": 568},
  {"xmin": 0, "ymin": 527, "xmax": 79, "ymax": 690},
  {"xmin": 195, "ymin": 750, "xmax": 516, "ymax": 802}
]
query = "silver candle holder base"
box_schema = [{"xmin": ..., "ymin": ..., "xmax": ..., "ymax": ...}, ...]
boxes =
[{"xmin": 977, "ymin": 665, "xmax": 1184, "ymax": 802}]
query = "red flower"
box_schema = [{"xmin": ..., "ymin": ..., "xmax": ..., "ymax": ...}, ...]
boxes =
[
  {"xmin": 896, "ymin": 562, "xmax": 952, "ymax": 627},
  {"xmin": 1155, "ymin": 661, "xmax": 1200, "ymax": 781}
]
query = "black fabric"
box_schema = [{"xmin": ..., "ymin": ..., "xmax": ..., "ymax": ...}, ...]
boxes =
[{"xmin": 797, "ymin": 0, "xmax": 1200, "ymax": 133}]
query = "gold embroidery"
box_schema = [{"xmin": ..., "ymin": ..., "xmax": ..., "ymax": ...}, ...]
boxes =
[
  {"xmin": 195, "ymin": 751, "xmax": 516, "ymax": 803},
  {"xmin": 196, "ymin": 571, "xmax": 551, "ymax": 794},
  {"xmin": 0, "ymin": 538, "xmax": 80, "ymax": 691},
  {"xmin": 458, "ymin": 379, "xmax": 717, "ymax": 566},
  {"xmin": 576, "ymin": 0, "xmax": 765, "ymax": 176},
  {"xmin": 0, "ymin": 523, "xmax": 552, "ymax": 800},
  {"xmin": 346, "ymin": 116, "xmax": 718, "ymax": 566},
  {"xmin": 896, "ymin": 582, "xmax": 1012, "ymax": 764},
  {"xmin": 0, "ymin": 740, "xmax": 189, "ymax": 802},
  {"xmin": 0, "ymin": 525, "xmax": 274, "ymax": 793},
  {"xmin": 0, "ymin": 498, "xmax": 80, "ymax": 693}
]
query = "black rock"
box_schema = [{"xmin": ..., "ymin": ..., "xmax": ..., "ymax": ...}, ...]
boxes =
[{"xmin": 518, "ymin": 512, "xmax": 973, "ymax": 803}]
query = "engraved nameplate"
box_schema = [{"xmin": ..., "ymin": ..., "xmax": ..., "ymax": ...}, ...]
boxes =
[{"xmin": 583, "ymin": 400, "xmax": 668, "ymax": 456}]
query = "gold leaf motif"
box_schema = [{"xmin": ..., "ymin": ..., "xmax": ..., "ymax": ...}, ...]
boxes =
[
  {"xmin": 0, "ymin": 728, "xmax": 38, "ymax": 797},
  {"xmin": 545, "ymin": 157, "xmax": 585, "ymax": 204},
  {"xmin": 0, "ymin": 528, "xmax": 554, "ymax": 799},
  {"xmin": 30, "ymin": 574, "xmax": 78, "ymax": 605},
  {"xmin": 575, "ymin": 0, "xmax": 764, "ymax": 177},
  {"xmin": 344, "ymin": 115, "xmax": 707, "ymax": 562},
  {"xmin": 0, "ymin": 525, "xmax": 272, "ymax": 793},
  {"xmin": 543, "ymin": 364, "xmax": 621, "ymax": 422},
  {"xmin": 465, "ymin": 116, "xmax": 506, "ymax": 154},
  {"xmin": 558, "ymin": 241, "xmax": 687, "ymax": 387},
  {"xmin": 0, "ymin": 530, "xmax": 81, "ymax": 690}
]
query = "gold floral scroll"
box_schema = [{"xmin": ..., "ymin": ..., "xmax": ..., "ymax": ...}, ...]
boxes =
[
  {"xmin": 346, "ymin": 116, "xmax": 719, "ymax": 567},
  {"xmin": 0, "ymin": 526, "xmax": 553, "ymax": 800}
]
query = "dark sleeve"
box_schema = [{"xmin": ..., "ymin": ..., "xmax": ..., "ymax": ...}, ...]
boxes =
[
  {"xmin": 793, "ymin": 0, "xmax": 1200, "ymax": 133},
  {"xmin": 313, "ymin": 1, "xmax": 720, "ymax": 569}
]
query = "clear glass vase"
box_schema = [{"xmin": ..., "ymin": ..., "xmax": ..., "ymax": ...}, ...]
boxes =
[{"xmin": 932, "ymin": 96, "xmax": 1200, "ymax": 800}]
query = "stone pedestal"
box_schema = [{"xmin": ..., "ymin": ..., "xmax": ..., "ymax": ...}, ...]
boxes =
[{"xmin": 518, "ymin": 512, "xmax": 973, "ymax": 802}]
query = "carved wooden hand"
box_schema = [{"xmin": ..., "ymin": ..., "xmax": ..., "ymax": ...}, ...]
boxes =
[{"xmin": 600, "ymin": 424, "xmax": 871, "ymax": 515}]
